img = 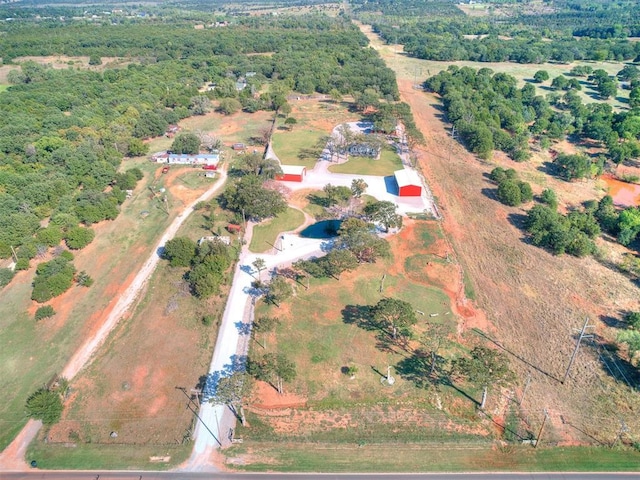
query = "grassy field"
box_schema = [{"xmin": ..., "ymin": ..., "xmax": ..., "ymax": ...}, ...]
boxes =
[
  {"xmin": 0, "ymin": 84, "xmax": 9, "ymax": 93},
  {"xmin": 224, "ymin": 443, "xmax": 640, "ymax": 472},
  {"xmin": 26, "ymin": 442, "xmax": 191, "ymax": 470},
  {"xmin": 250, "ymin": 220, "xmax": 463, "ymax": 411},
  {"xmin": 271, "ymin": 128, "xmax": 325, "ymax": 169},
  {"xmin": 249, "ymin": 208, "xmax": 305, "ymax": 253},
  {"xmin": 328, "ymin": 148, "xmax": 403, "ymax": 176}
]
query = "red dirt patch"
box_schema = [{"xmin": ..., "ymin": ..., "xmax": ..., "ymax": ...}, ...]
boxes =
[{"xmin": 249, "ymin": 380, "xmax": 307, "ymax": 410}]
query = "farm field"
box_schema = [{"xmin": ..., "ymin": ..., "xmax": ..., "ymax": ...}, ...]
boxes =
[{"xmin": 360, "ymin": 23, "xmax": 640, "ymax": 449}]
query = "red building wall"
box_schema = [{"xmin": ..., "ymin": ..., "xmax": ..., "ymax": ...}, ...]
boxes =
[
  {"xmin": 276, "ymin": 173, "xmax": 303, "ymax": 182},
  {"xmin": 398, "ymin": 184, "xmax": 422, "ymax": 197}
]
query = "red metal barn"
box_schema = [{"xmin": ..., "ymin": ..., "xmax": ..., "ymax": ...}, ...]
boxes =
[
  {"xmin": 276, "ymin": 165, "xmax": 306, "ymax": 182},
  {"xmin": 394, "ymin": 169, "xmax": 422, "ymax": 197}
]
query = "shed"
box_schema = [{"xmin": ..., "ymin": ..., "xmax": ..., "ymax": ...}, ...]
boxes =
[
  {"xmin": 394, "ymin": 169, "xmax": 422, "ymax": 197},
  {"xmin": 275, "ymin": 165, "xmax": 306, "ymax": 182},
  {"xmin": 232, "ymin": 143, "xmax": 246, "ymax": 151}
]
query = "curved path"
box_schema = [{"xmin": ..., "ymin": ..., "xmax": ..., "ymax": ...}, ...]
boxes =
[{"xmin": 0, "ymin": 167, "xmax": 228, "ymax": 471}]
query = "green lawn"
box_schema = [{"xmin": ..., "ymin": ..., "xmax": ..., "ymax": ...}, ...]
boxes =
[
  {"xmin": 224, "ymin": 443, "xmax": 640, "ymax": 472},
  {"xmin": 271, "ymin": 128, "xmax": 325, "ymax": 169},
  {"xmin": 249, "ymin": 208, "xmax": 305, "ymax": 253},
  {"xmin": 0, "ymin": 84, "xmax": 9, "ymax": 93},
  {"xmin": 26, "ymin": 441, "xmax": 191, "ymax": 470},
  {"xmin": 328, "ymin": 148, "xmax": 403, "ymax": 176}
]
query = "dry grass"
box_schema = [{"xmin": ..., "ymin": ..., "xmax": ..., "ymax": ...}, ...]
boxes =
[{"xmin": 360, "ymin": 17, "xmax": 640, "ymax": 447}]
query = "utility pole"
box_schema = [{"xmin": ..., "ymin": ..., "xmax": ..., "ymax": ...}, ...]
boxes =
[
  {"xmin": 611, "ymin": 419, "xmax": 629, "ymax": 448},
  {"xmin": 534, "ymin": 409, "xmax": 549, "ymax": 448},
  {"xmin": 10, "ymin": 245, "xmax": 18, "ymax": 263},
  {"xmin": 562, "ymin": 317, "xmax": 594, "ymax": 384},
  {"xmin": 520, "ymin": 373, "xmax": 531, "ymax": 406},
  {"xmin": 480, "ymin": 385, "xmax": 488, "ymax": 409}
]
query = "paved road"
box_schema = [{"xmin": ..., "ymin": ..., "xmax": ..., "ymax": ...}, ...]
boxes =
[
  {"xmin": 3, "ymin": 472, "xmax": 640, "ymax": 479},
  {"xmin": 186, "ymin": 232, "xmax": 327, "ymax": 468}
]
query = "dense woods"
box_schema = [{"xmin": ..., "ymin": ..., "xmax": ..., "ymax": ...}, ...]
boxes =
[{"xmin": 0, "ymin": 13, "xmax": 399, "ymax": 297}]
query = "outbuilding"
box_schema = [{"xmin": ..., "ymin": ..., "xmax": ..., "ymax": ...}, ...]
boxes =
[
  {"xmin": 394, "ymin": 169, "xmax": 422, "ymax": 197},
  {"xmin": 275, "ymin": 165, "xmax": 306, "ymax": 182}
]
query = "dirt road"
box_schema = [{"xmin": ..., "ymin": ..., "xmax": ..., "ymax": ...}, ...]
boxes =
[{"xmin": 0, "ymin": 169, "xmax": 228, "ymax": 471}]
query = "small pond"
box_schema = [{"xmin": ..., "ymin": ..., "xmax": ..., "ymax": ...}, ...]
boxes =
[
  {"xmin": 602, "ymin": 174, "xmax": 640, "ymax": 207},
  {"xmin": 299, "ymin": 220, "xmax": 342, "ymax": 239}
]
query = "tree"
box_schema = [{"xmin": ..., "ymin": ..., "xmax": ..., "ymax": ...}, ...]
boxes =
[
  {"xmin": 451, "ymin": 346, "xmax": 512, "ymax": 408},
  {"xmin": 541, "ymin": 188, "xmax": 558, "ymax": 209},
  {"xmin": 252, "ymin": 315, "xmax": 280, "ymax": 349},
  {"xmin": 630, "ymin": 87, "xmax": 640, "ymax": 109},
  {"xmin": 284, "ymin": 117, "xmax": 297, "ymax": 130},
  {"xmin": 329, "ymin": 88, "xmax": 343, "ymax": 103},
  {"xmin": 217, "ymin": 98, "xmax": 242, "ymax": 115},
  {"xmin": 551, "ymin": 75, "xmax": 569, "ymax": 90},
  {"xmin": 336, "ymin": 217, "xmax": 390, "ymax": 263},
  {"xmin": 553, "ymin": 153, "xmax": 592, "ymax": 181},
  {"xmin": 372, "ymin": 297, "xmax": 417, "ymax": 342},
  {"xmin": 265, "ymin": 276, "xmax": 293, "ymax": 306},
  {"xmin": 321, "ymin": 249, "xmax": 358, "ymax": 280},
  {"xmin": 31, "ymin": 257, "xmax": 76, "ymax": 303},
  {"xmin": 171, "ymin": 133, "xmax": 201, "ymax": 155},
  {"xmin": 364, "ymin": 200, "xmax": 403, "ymax": 232},
  {"xmin": 533, "ymin": 70, "xmax": 549, "ymax": 83},
  {"xmin": 76, "ymin": 270, "xmax": 94, "ymax": 287},
  {"xmin": 127, "ymin": 138, "xmax": 149, "ymax": 157},
  {"xmin": 36, "ymin": 225, "xmax": 63, "ymax": 247},
  {"xmin": 0, "ymin": 267, "xmax": 15, "ymax": 288},
  {"xmin": 25, "ymin": 388, "xmax": 63, "ymax": 425},
  {"xmin": 598, "ymin": 80, "xmax": 617, "ymax": 99},
  {"xmin": 210, "ymin": 372, "xmax": 252, "ymax": 426},
  {"xmin": 323, "ymin": 184, "xmax": 352, "ymax": 206},
  {"xmin": 625, "ymin": 311, "xmax": 640, "ymax": 330},
  {"xmin": 190, "ymin": 95, "xmax": 210, "ymax": 115},
  {"xmin": 617, "ymin": 330, "xmax": 640, "ymax": 361},
  {"xmin": 489, "ymin": 167, "xmax": 517, "ymax": 183},
  {"xmin": 248, "ymin": 353, "xmax": 297, "ymax": 394},
  {"xmin": 222, "ymin": 175, "xmax": 287, "ymax": 221},
  {"xmin": 163, "ymin": 237, "xmax": 197, "ymax": 267},
  {"xmin": 279, "ymin": 102, "xmax": 292, "ymax": 117},
  {"xmin": 617, "ymin": 65, "xmax": 640, "ymax": 82},
  {"xmin": 518, "ymin": 181, "xmax": 533, "ymax": 203},
  {"xmin": 64, "ymin": 226, "xmax": 95, "ymax": 250},
  {"xmin": 351, "ymin": 178, "xmax": 368, "ymax": 198},
  {"xmin": 252, "ymin": 257, "xmax": 267, "ymax": 279},
  {"xmin": 34, "ymin": 305, "xmax": 56, "ymax": 321},
  {"xmin": 617, "ymin": 207, "xmax": 640, "ymax": 246},
  {"xmin": 497, "ymin": 180, "xmax": 522, "ymax": 206}
]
